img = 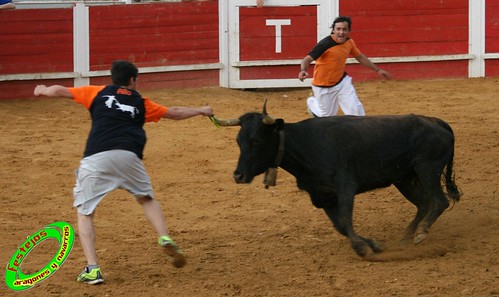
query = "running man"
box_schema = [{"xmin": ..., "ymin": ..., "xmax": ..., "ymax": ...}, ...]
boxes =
[
  {"xmin": 34, "ymin": 60, "xmax": 214, "ymax": 284},
  {"xmin": 299, "ymin": 16, "xmax": 391, "ymax": 117}
]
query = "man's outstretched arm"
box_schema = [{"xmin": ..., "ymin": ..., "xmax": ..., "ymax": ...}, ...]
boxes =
[
  {"xmin": 34, "ymin": 85, "xmax": 73, "ymax": 98},
  {"xmin": 163, "ymin": 106, "xmax": 214, "ymax": 120}
]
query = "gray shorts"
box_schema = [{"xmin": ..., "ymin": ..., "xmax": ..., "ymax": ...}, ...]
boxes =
[{"xmin": 73, "ymin": 150, "xmax": 154, "ymax": 215}]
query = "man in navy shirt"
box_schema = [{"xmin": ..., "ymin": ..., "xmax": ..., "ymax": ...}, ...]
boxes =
[{"xmin": 34, "ymin": 60, "xmax": 214, "ymax": 285}]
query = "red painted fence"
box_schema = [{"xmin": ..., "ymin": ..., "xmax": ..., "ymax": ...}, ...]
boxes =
[
  {"xmin": 340, "ymin": 0, "xmax": 470, "ymax": 80},
  {"xmin": 0, "ymin": 0, "xmax": 497, "ymax": 100},
  {"xmin": 486, "ymin": 0, "xmax": 499, "ymax": 76},
  {"xmin": 86, "ymin": 2, "xmax": 219, "ymax": 90}
]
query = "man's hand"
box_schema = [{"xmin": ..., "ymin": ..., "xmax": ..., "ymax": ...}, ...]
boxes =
[
  {"xmin": 33, "ymin": 85, "xmax": 47, "ymax": 96},
  {"xmin": 377, "ymin": 69, "xmax": 392, "ymax": 80},
  {"xmin": 298, "ymin": 70, "xmax": 308, "ymax": 82},
  {"xmin": 199, "ymin": 105, "xmax": 214, "ymax": 117}
]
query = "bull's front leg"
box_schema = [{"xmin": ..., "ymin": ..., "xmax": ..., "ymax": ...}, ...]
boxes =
[{"xmin": 322, "ymin": 198, "xmax": 383, "ymax": 258}]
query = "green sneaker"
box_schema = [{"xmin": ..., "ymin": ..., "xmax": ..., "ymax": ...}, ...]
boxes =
[
  {"xmin": 76, "ymin": 266, "xmax": 104, "ymax": 285},
  {"xmin": 158, "ymin": 235, "xmax": 186, "ymax": 268}
]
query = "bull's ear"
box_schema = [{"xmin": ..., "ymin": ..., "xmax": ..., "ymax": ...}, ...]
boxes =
[
  {"xmin": 263, "ymin": 115, "xmax": 275, "ymax": 125},
  {"xmin": 275, "ymin": 118, "xmax": 285, "ymax": 130}
]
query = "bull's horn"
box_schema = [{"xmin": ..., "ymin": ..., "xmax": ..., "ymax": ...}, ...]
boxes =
[
  {"xmin": 213, "ymin": 117, "xmax": 240, "ymax": 126},
  {"xmin": 262, "ymin": 99, "xmax": 275, "ymax": 125}
]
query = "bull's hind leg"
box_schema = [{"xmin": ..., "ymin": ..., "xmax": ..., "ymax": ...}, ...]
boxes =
[
  {"xmin": 416, "ymin": 177, "xmax": 449, "ymax": 243},
  {"xmin": 323, "ymin": 202, "xmax": 383, "ymax": 257},
  {"xmin": 394, "ymin": 178, "xmax": 429, "ymax": 244},
  {"xmin": 412, "ymin": 165, "xmax": 450, "ymax": 244}
]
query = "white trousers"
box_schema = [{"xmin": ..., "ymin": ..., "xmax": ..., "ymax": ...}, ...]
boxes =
[{"xmin": 307, "ymin": 75, "xmax": 365, "ymax": 117}]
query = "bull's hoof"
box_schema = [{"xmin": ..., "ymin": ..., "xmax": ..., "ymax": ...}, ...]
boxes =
[
  {"xmin": 400, "ymin": 232, "xmax": 415, "ymax": 246},
  {"xmin": 369, "ymin": 240, "xmax": 384, "ymax": 253},
  {"xmin": 362, "ymin": 237, "xmax": 384, "ymax": 253},
  {"xmin": 357, "ymin": 245, "xmax": 375, "ymax": 258},
  {"xmin": 413, "ymin": 232, "xmax": 427, "ymax": 244},
  {"xmin": 400, "ymin": 238, "xmax": 412, "ymax": 247},
  {"xmin": 353, "ymin": 239, "xmax": 384, "ymax": 257}
]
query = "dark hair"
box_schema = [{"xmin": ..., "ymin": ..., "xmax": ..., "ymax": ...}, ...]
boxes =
[
  {"xmin": 331, "ymin": 16, "xmax": 352, "ymax": 31},
  {"xmin": 111, "ymin": 60, "xmax": 138, "ymax": 86}
]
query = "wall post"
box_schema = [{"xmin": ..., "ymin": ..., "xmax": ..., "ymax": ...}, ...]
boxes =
[
  {"xmin": 73, "ymin": 2, "xmax": 90, "ymax": 86},
  {"xmin": 468, "ymin": 0, "xmax": 485, "ymax": 77}
]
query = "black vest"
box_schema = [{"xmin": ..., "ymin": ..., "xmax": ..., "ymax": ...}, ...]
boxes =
[{"xmin": 84, "ymin": 85, "xmax": 147, "ymax": 159}]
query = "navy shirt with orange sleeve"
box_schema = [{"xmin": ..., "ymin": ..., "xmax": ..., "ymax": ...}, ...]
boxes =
[{"xmin": 68, "ymin": 85, "xmax": 168, "ymax": 159}]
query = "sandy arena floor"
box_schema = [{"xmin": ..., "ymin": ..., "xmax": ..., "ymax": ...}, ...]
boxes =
[{"xmin": 0, "ymin": 78, "xmax": 498, "ymax": 296}]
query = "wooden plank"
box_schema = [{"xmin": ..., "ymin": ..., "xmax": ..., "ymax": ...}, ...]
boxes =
[
  {"xmin": 358, "ymin": 42, "xmax": 468, "ymax": 57},
  {"xmin": 352, "ymin": 28, "xmax": 467, "ymax": 44},
  {"xmin": 485, "ymin": 60, "xmax": 499, "ymax": 77},
  {"xmin": 346, "ymin": 8, "xmax": 467, "ymax": 17},
  {"xmin": 89, "ymin": 51, "xmax": 219, "ymax": 71},
  {"xmin": 485, "ymin": 2, "xmax": 499, "ymax": 52},
  {"xmin": 90, "ymin": 36, "xmax": 217, "ymax": 52},
  {"xmin": 486, "ymin": 6, "xmax": 499, "ymax": 36},
  {"xmin": 0, "ymin": 45, "xmax": 73, "ymax": 73},
  {"xmin": 0, "ymin": 7, "xmax": 72, "ymax": 23},
  {"xmin": 88, "ymin": 69, "xmax": 219, "ymax": 89},
  {"xmin": 240, "ymin": 5, "xmax": 317, "ymax": 16},
  {"xmin": 486, "ymin": 38, "xmax": 499, "ymax": 52},
  {"xmin": 240, "ymin": 36, "xmax": 314, "ymax": 60},
  {"xmin": 88, "ymin": 47, "xmax": 218, "ymax": 63},
  {"xmin": 0, "ymin": 78, "xmax": 74, "ymax": 101},
  {"xmin": 352, "ymin": 14, "xmax": 468, "ymax": 30},
  {"xmin": 1, "ymin": 34, "xmax": 74, "ymax": 56},
  {"xmin": 0, "ymin": 60, "xmax": 73, "ymax": 75},
  {"xmin": 90, "ymin": 14, "xmax": 218, "ymax": 28},
  {"xmin": 340, "ymin": 0, "xmax": 468, "ymax": 11},
  {"xmin": 90, "ymin": 24, "xmax": 218, "ymax": 35},
  {"xmin": 239, "ymin": 60, "xmax": 468, "ymax": 81},
  {"xmin": 89, "ymin": 2, "xmax": 217, "ymax": 27},
  {"xmin": 240, "ymin": 65, "xmax": 298, "ymax": 80},
  {"xmin": 91, "ymin": 31, "xmax": 218, "ymax": 46},
  {"xmin": 346, "ymin": 60, "xmax": 468, "ymax": 80}
]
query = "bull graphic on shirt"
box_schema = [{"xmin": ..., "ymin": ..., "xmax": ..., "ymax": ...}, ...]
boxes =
[{"xmin": 103, "ymin": 95, "xmax": 140, "ymax": 118}]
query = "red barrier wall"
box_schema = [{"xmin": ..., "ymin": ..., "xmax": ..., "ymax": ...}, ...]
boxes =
[
  {"xmin": 0, "ymin": 0, "xmax": 497, "ymax": 100},
  {"xmin": 0, "ymin": 1, "xmax": 219, "ymax": 100},
  {"xmin": 486, "ymin": 0, "xmax": 499, "ymax": 76},
  {"xmin": 340, "ymin": 0, "xmax": 469, "ymax": 80},
  {"xmin": 87, "ymin": 2, "xmax": 219, "ymax": 88},
  {"xmin": 88, "ymin": 2, "xmax": 218, "ymax": 70},
  {"xmin": 238, "ymin": 5, "xmax": 317, "ymax": 80},
  {"xmin": 237, "ymin": 0, "xmax": 472, "ymax": 83},
  {"xmin": 0, "ymin": 8, "xmax": 73, "ymax": 74}
]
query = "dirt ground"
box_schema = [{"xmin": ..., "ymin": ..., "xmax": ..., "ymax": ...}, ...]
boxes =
[{"xmin": 0, "ymin": 78, "xmax": 498, "ymax": 297}]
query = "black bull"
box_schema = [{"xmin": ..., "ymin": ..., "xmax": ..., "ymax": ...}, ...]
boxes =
[{"xmin": 214, "ymin": 105, "xmax": 461, "ymax": 258}]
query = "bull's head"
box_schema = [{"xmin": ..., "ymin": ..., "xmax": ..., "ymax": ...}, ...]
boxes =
[{"xmin": 214, "ymin": 100, "xmax": 283, "ymax": 185}]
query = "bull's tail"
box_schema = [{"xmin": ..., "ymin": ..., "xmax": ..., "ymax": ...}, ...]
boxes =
[
  {"xmin": 435, "ymin": 117, "xmax": 461, "ymax": 202},
  {"xmin": 444, "ymin": 149, "xmax": 461, "ymax": 202}
]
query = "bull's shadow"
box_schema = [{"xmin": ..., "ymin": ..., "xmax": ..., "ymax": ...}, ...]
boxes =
[{"xmin": 213, "ymin": 101, "xmax": 461, "ymax": 259}]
